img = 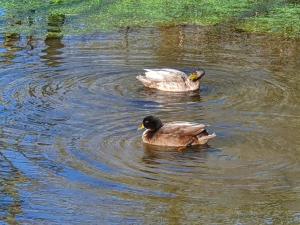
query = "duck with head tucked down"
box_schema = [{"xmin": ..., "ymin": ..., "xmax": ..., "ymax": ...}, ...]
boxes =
[
  {"xmin": 139, "ymin": 116, "xmax": 216, "ymax": 147},
  {"xmin": 136, "ymin": 68, "xmax": 205, "ymax": 92}
]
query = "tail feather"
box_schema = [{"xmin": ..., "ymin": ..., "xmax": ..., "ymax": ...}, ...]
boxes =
[
  {"xmin": 197, "ymin": 130, "xmax": 216, "ymax": 145},
  {"xmin": 136, "ymin": 75, "xmax": 153, "ymax": 87}
]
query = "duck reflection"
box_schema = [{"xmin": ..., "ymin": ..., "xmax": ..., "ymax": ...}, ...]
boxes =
[
  {"xmin": 141, "ymin": 144, "xmax": 211, "ymax": 224},
  {"xmin": 140, "ymin": 87, "xmax": 202, "ymax": 105},
  {"xmin": 42, "ymin": 13, "xmax": 65, "ymax": 67},
  {"xmin": 142, "ymin": 143, "xmax": 210, "ymax": 165}
]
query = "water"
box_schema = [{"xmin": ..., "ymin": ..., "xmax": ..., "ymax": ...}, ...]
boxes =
[{"xmin": 0, "ymin": 25, "xmax": 299, "ymax": 224}]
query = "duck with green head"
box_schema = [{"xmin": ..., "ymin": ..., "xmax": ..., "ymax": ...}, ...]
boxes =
[
  {"xmin": 139, "ymin": 116, "xmax": 216, "ymax": 147},
  {"xmin": 136, "ymin": 68, "xmax": 205, "ymax": 92}
]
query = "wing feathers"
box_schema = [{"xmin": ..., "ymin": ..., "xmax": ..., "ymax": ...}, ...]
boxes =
[
  {"xmin": 143, "ymin": 68, "xmax": 187, "ymax": 81},
  {"xmin": 161, "ymin": 122, "xmax": 207, "ymax": 136}
]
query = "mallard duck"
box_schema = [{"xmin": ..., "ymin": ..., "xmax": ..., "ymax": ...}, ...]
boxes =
[
  {"xmin": 139, "ymin": 116, "xmax": 216, "ymax": 147},
  {"xmin": 136, "ymin": 68, "xmax": 205, "ymax": 92}
]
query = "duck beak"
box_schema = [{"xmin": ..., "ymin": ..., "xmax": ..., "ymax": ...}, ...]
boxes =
[
  {"xmin": 138, "ymin": 124, "xmax": 145, "ymax": 130},
  {"xmin": 189, "ymin": 73, "xmax": 199, "ymax": 81},
  {"xmin": 189, "ymin": 70, "xmax": 205, "ymax": 81}
]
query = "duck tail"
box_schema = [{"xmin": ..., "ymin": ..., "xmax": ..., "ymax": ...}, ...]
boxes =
[
  {"xmin": 136, "ymin": 75, "xmax": 147, "ymax": 83},
  {"xmin": 197, "ymin": 130, "xmax": 216, "ymax": 145},
  {"xmin": 136, "ymin": 75, "xmax": 152, "ymax": 87},
  {"xmin": 136, "ymin": 75, "xmax": 144, "ymax": 81}
]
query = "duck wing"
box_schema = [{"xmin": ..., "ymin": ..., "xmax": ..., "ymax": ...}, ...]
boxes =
[
  {"xmin": 150, "ymin": 122, "xmax": 207, "ymax": 146},
  {"xmin": 161, "ymin": 122, "xmax": 207, "ymax": 136},
  {"xmin": 144, "ymin": 68, "xmax": 187, "ymax": 82}
]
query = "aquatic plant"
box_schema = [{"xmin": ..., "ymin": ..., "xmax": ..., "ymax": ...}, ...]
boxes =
[
  {"xmin": 0, "ymin": 0, "xmax": 299, "ymax": 38},
  {"xmin": 0, "ymin": 0, "xmax": 103, "ymax": 36}
]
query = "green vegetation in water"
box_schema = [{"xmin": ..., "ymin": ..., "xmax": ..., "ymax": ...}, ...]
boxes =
[
  {"xmin": 0, "ymin": 0, "xmax": 103, "ymax": 36},
  {"xmin": 0, "ymin": 0, "xmax": 299, "ymax": 38}
]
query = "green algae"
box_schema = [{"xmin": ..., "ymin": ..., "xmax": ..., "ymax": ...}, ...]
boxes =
[{"xmin": 0, "ymin": 0, "xmax": 299, "ymax": 38}]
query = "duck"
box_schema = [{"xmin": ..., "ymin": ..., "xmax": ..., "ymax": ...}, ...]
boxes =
[
  {"xmin": 136, "ymin": 68, "xmax": 205, "ymax": 92},
  {"xmin": 139, "ymin": 115, "xmax": 216, "ymax": 147}
]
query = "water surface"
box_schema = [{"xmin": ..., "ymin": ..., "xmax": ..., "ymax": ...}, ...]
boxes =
[{"xmin": 0, "ymin": 25, "xmax": 300, "ymax": 224}]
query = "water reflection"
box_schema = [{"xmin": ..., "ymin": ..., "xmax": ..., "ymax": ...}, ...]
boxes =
[
  {"xmin": 155, "ymin": 26, "xmax": 185, "ymax": 66},
  {"xmin": 0, "ymin": 11, "xmax": 38, "ymax": 65},
  {"xmin": 141, "ymin": 88, "xmax": 201, "ymax": 104},
  {"xmin": 0, "ymin": 8, "xmax": 5, "ymax": 17},
  {"xmin": 0, "ymin": 139, "xmax": 24, "ymax": 224},
  {"xmin": 42, "ymin": 14, "xmax": 65, "ymax": 67},
  {"xmin": 0, "ymin": 25, "xmax": 299, "ymax": 224},
  {"xmin": 1, "ymin": 33, "xmax": 20, "ymax": 64}
]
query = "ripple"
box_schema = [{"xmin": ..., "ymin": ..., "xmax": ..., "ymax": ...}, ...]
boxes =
[{"xmin": 0, "ymin": 28, "xmax": 299, "ymax": 224}]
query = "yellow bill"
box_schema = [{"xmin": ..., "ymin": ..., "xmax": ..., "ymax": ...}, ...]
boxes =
[
  {"xmin": 189, "ymin": 73, "xmax": 198, "ymax": 81},
  {"xmin": 138, "ymin": 124, "xmax": 145, "ymax": 130}
]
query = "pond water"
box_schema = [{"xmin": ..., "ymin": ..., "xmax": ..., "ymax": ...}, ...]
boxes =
[{"xmin": 0, "ymin": 24, "xmax": 300, "ymax": 224}]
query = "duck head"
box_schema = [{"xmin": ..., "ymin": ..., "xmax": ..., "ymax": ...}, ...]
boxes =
[
  {"xmin": 188, "ymin": 69, "xmax": 205, "ymax": 82},
  {"xmin": 139, "ymin": 116, "xmax": 163, "ymax": 131}
]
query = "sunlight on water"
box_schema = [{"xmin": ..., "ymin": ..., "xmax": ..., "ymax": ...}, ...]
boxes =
[{"xmin": 0, "ymin": 24, "xmax": 299, "ymax": 224}]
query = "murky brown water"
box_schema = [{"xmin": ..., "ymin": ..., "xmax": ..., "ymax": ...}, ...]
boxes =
[{"xmin": 0, "ymin": 25, "xmax": 300, "ymax": 224}]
